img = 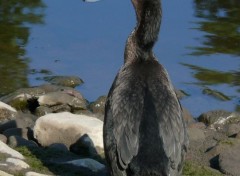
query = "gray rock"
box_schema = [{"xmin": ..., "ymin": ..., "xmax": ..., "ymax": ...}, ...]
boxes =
[
  {"xmin": 88, "ymin": 96, "xmax": 106, "ymax": 120},
  {"xmin": 25, "ymin": 172, "xmax": 53, "ymax": 176},
  {"xmin": 0, "ymin": 140, "xmax": 24, "ymax": 159},
  {"xmin": 43, "ymin": 76, "xmax": 84, "ymax": 88},
  {"xmin": 7, "ymin": 136, "xmax": 38, "ymax": 148},
  {"xmin": 0, "ymin": 113, "xmax": 36, "ymax": 133},
  {"xmin": 38, "ymin": 92, "xmax": 87, "ymax": 110},
  {"xmin": 187, "ymin": 128, "xmax": 205, "ymax": 141},
  {"xmin": 219, "ymin": 140, "xmax": 240, "ymax": 176},
  {"xmin": 182, "ymin": 107, "xmax": 194, "ymax": 125},
  {"xmin": 0, "ymin": 101, "xmax": 17, "ymax": 122},
  {"xmin": 34, "ymin": 106, "xmax": 53, "ymax": 117},
  {"xmin": 225, "ymin": 123, "xmax": 240, "ymax": 137},
  {"xmin": 3, "ymin": 128, "xmax": 29, "ymax": 139},
  {"xmin": 0, "ymin": 134, "xmax": 7, "ymax": 143},
  {"xmin": 50, "ymin": 104, "xmax": 71, "ymax": 113},
  {"xmin": 198, "ymin": 110, "xmax": 231, "ymax": 125},
  {"xmin": 33, "ymin": 112, "xmax": 103, "ymax": 150},
  {"xmin": 236, "ymin": 132, "xmax": 240, "ymax": 139}
]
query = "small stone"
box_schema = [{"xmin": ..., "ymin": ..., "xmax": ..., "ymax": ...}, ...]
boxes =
[
  {"xmin": 6, "ymin": 157, "xmax": 30, "ymax": 169},
  {"xmin": 0, "ymin": 140, "xmax": 24, "ymax": 159},
  {"xmin": 0, "ymin": 134, "xmax": 7, "ymax": 143}
]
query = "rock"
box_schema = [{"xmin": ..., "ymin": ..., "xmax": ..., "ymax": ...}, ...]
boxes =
[
  {"xmin": 0, "ymin": 134, "xmax": 7, "ymax": 143},
  {"xmin": 3, "ymin": 128, "xmax": 29, "ymax": 139},
  {"xmin": 43, "ymin": 76, "xmax": 84, "ymax": 88},
  {"xmin": 33, "ymin": 112, "xmax": 103, "ymax": 150},
  {"xmin": 236, "ymin": 132, "xmax": 240, "ymax": 139},
  {"xmin": 48, "ymin": 143, "xmax": 69, "ymax": 152},
  {"xmin": 198, "ymin": 110, "xmax": 231, "ymax": 125},
  {"xmin": 188, "ymin": 122, "xmax": 206, "ymax": 129},
  {"xmin": 50, "ymin": 104, "xmax": 71, "ymax": 113},
  {"xmin": 6, "ymin": 157, "xmax": 30, "ymax": 169},
  {"xmin": 202, "ymin": 88, "xmax": 231, "ymax": 101},
  {"xmin": 88, "ymin": 96, "xmax": 106, "ymax": 120},
  {"xmin": 188, "ymin": 128, "xmax": 205, "ymax": 141},
  {"xmin": 0, "ymin": 113, "xmax": 36, "ymax": 133},
  {"xmin": 219, "ymin": 140, "xmax": 240, "ymax": 176},
  {"xmin": 0, "ymin": 140, "xmax": 24, "ymax": 159},
  {"xmin": 0, "ymin": 170, "xmax": 14, "ymax": 176},
  {"xmin": 38, "ymin": 92, "xmax": 87, "ymax": 110},
  {"xmin": 7, "ymin": 136, "xmax": 38, "ymax": 148},
  {"xmin": 25, "ymin": 172, "xmax": 53, "ymax": 176},
  {"xmin": 70, "ymin": 134, "xmax": 99, "ymax": 157},
  {"xmin": 34, "ymin": 106, "xmax": 53, "ymax": 117},
  {"xmin": 0, "ymin": 101, "xmax": 17, "ymax": 122},
  {"xmin": 174, "ymin": 89, "xmax": 189, "ymax": 99},
  {"xmin": 182, "ymin": 107, "xmax": 194, "ymax": 125},
  {"xmin": 64, "ymin": 158, "xmax": 105, "ymax": 172},
  {"xmin": 225, "ymin": 123, "xmax": 240, "ymax": 137}
]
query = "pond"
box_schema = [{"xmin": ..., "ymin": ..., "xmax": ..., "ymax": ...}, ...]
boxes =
[{"xmin": 0, "ymin": 0, "xmax": 239, "ymax": 117}]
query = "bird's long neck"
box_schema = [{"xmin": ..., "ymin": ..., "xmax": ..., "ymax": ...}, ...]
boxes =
[{"xmin": 124, "ymin": 0, "xmax": 162, "ymax": 63}]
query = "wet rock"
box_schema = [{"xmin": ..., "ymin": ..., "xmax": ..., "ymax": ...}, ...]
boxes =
[
  {"xmin": 7, "ymin": 136, "xmax": 38, "ymax": 148},
  {"xmin": 6, "ymin": 157, "xmax": 30, "ymax": 169},
  {"xmin": 43, "ymin": 76, "xmax": 84, "ymax": 88},
  {"xmin": 38, "ymin": 92, "xmax": 87, "ymax": 110},
  {"xmin": 0, "ymin": 101, "xmax": 17, "ymax": 122},
  {"xmin": 33, "ymin": 112, "xmax": 103, "ymax": 150},
  {"xmin": 219, "ymin": 140, "xmax": 240, "ymax": 176},
  {"xmin": 0, "ymin": 140, "xmax": 24, "ymax": 159},
  {"xmin": 188, "ymin": 128, "xmax": 205, "ymax": 141},
  {"xmin": 64, "ymin": 158, "xmax": 105, "ymax": 172},
  {"xmin": 175, "ymin": 89, "xmax": 189, "ymax": 99},
  {"xmin": 203, "ymin": 88, "xmax": 231, "ymax": 101}
]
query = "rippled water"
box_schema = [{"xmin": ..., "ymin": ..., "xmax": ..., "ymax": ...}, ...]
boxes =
[{"xmin": 0, "ymin": 0, "xmax": 239, "ymax": 117}]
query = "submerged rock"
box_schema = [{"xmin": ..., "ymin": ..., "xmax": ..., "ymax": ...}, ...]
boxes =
[
  {"xmin": 203, "ymin": 88, "xmax": 231, "ymax": 101},
  {"xmin": 43, "ymin": 76, "xmax": 84, "ymax": 88}
]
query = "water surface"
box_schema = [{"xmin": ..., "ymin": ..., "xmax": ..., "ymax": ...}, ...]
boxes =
[{"xmin": 0, "ymin": 0, "xmax": 239, "ymax": 117}]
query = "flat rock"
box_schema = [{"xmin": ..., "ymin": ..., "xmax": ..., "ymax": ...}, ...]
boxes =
[
  {"xmin": 38, "ymin": 92, "xmax": 87, "ymax": 110},
  {"xmin": 0, "ymin": 140, "xmax": 24, "ymax": 159},
  {"xmin": 219, "ymin": 140, "xmax": 240, "ymax": 176},
  {"xmin": 33, "ymin": 112, "xmax": 103, "ymax": 150}
]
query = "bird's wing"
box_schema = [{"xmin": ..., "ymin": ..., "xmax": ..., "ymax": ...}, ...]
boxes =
[
  {"xmin": 106, "ymin": 66, "xmax": 145, "ymax": 169},
  {"xmin": 148, "ymin": 67, "xmax": 187, "ymax": 169}
]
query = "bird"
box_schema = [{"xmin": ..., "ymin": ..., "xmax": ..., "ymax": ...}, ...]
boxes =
[{"xmin": 103, "ymin": 0, "xmax": 188, "ymax": 176}]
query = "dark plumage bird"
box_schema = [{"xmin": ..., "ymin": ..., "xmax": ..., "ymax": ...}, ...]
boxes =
[{"xmin": 103, "ymin": 0, "xmax": 188, "ymax": 175}]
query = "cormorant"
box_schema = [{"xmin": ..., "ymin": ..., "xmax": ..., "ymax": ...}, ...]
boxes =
[{"xmin": 103, "ymin": 0, "xmax": 188, "ymax": 175}]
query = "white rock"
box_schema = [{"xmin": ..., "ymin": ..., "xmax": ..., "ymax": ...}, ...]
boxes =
[
  {"xmin": 34, "ymin": 112, "xmax": 103, "ymax": 148},
  {"xmin": 6, "ymin": 157, "xmax": 29, "ymax": 169},
  {"xmin": 65, "ymin": 158, "xmax": 105, "ymax": 172},
  {"xmin": 0, "ymin": 170, "xmax": 14, "ymax": 176},
  {"xmin": 0, "ymin": 101, "xmax": 16, "ymax": 112},
  {"xmin": 25, "ymin": 171, "xmax": 53, "ymax": 176},
  {"xmin": 0, "ymin": 141, "xmax": 24, "ymax": 159}
]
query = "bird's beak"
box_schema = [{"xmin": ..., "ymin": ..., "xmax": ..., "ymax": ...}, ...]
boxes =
[{"xmin": 83, "ymin": 0, "xmax": 101, "ymax": 2}]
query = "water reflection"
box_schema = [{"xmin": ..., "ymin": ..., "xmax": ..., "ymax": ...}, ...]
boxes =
[
  {"xmin": 190, "ymin": 0, "xmax": 240, "ymax": 56},
  {"xmin": 0, "ymin": 0, "xmax": 45, "ymax": 96}
]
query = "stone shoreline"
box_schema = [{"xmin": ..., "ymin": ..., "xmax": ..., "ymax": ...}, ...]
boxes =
[{"xmin": 0, "ymin": 76, "xmax": 239, "ymax": 176}]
